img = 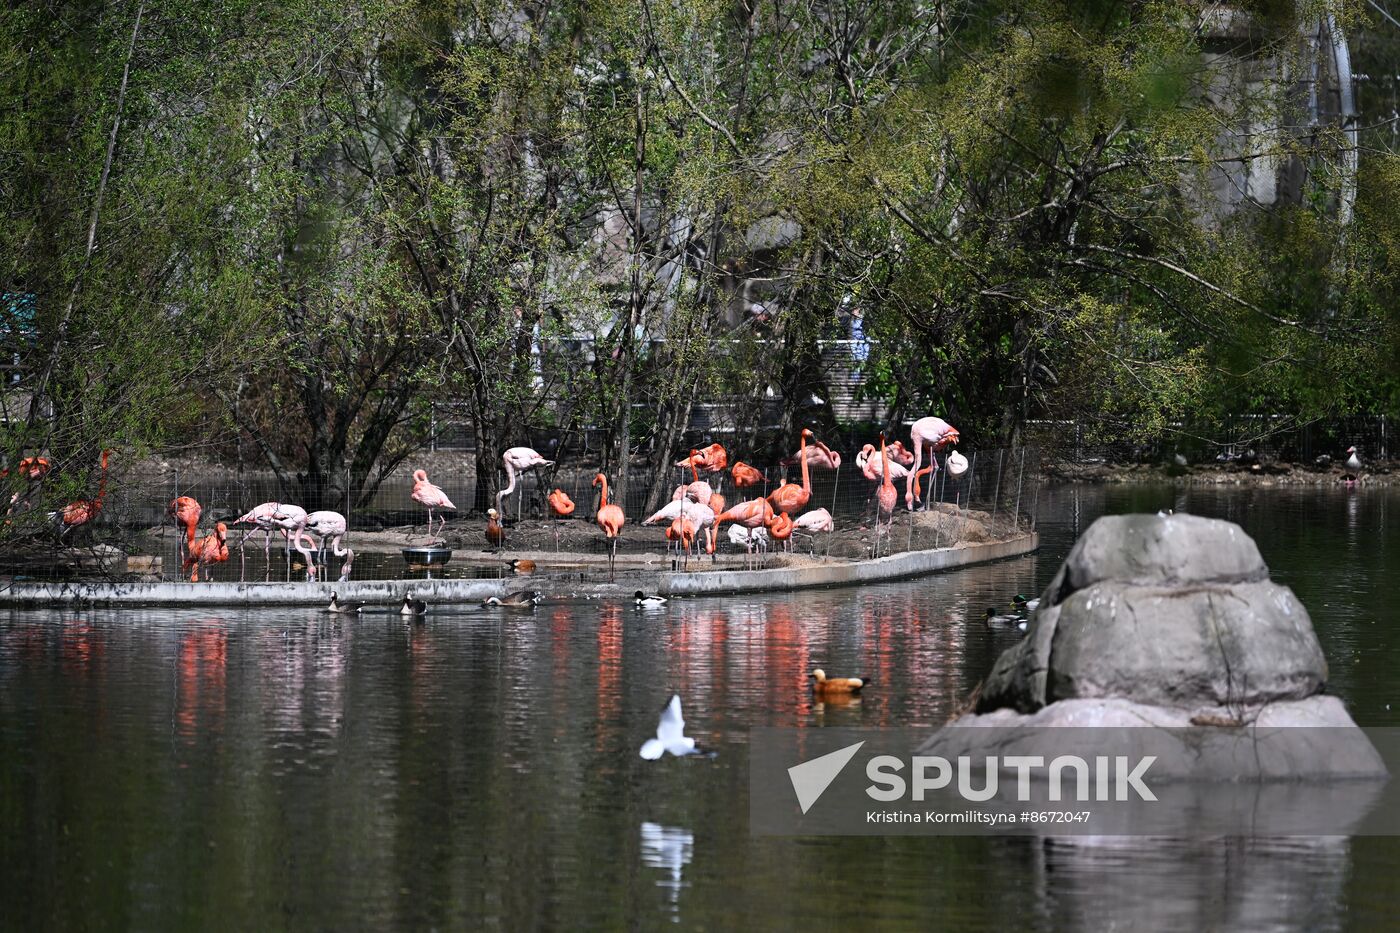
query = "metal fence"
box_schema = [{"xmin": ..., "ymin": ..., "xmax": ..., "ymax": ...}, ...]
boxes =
[{"xmin": 63, "ymin": 444, "xmax": 1043, "ymax": 583}]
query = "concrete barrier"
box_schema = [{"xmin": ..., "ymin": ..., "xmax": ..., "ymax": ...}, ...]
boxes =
[{"xmin": 0, "ymin": 533, "xmax": 1036, "ymax": 607}]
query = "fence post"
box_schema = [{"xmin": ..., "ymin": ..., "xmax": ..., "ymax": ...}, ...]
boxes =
[
  {"xmin": 991, "ymin": 449, "xmax": 1004, "ymax": 530},
  {"xmin": 1013, "ymin": 447, "xmax": 1026, "ymax": 533}
]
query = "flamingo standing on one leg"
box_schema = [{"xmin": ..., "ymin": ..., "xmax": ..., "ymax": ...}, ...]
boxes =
[
  {"xmin": 168, "ymin": 496, "xmax": 202, "ymax": 565},
  {"xmin": 183, "ymin": 522, "xmax": 229, "ymax": 582},
  {"xmin": 876, "ymin": 433, "xmax": 898, "ymax": 556},
  {"xmin": 768, "ymin": 429, "xmax": 814, "ymax": 515},
  {"xmin": 547, "ymin": 488, "xmax": 574, "ymax": 551},
  {"xmin": 594, "ymin": 472, "xmax": 626, "ymax": 582},
  {"xmin": 906, "ymin": 416, "xmax": 960, "ymax": 510},
  {"xmin": 792, "ymin": 507, "xmax": 834, "ymax": 555},
  {"xmin": 56, "ymin": 449, "xmax": 114, "ymax": 536},
  {"xmin": 231, "ymin": 501, "xmax": 287, "ymax": 576},
  {"xmin": 411, "ymin": 469, "xmax": 456, "ymax": 541},
  {"xmin": 498, "ymin": 447, "xmax": 554, "ymax": 518}
]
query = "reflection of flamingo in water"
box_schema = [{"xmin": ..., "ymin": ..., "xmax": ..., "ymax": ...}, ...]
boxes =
[
  {"xmin": 593, "ymin": 472, "xmax": 625, "ymax": 581},
  {"xmin": 169, "ymin": 496, "xmax": 202, "ymax": 564},
  {"xmin": 498, "ymin": 447, "xmax": 554, "ymax": 518},
  {"xmin": 295, "ymin": 510, "xmax": 354, "ymax": 582},
  {"xmin": 411, "ymin": 469, "xmax": 456, "ymax": 541}
]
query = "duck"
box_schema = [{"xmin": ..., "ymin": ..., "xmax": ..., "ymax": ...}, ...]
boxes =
[
  {"xmin": 1012, "ymin": 594, "xmax": 1040, "ymax": 612},
  {"xmin": 484, "ymin": 590, "xmax": 541, "ymax": 608},
  {"xmin": 635, "ymin": 591, "xmax": 667, "ymax": 606},
  {"xmin": 328, "ymin": 592, "xmax": 365, "ymax": 614},
  {"xmin": 400, "ymin": 594, "xmax": 427, "ymax": 616},
  {"xmin": 507, "ymin": 558, "xmax": 536, "ymax": 574},
  {"xmin": 985, "ymin": 607, "xmax": 1023, "ymax": 626},
  {"xmin": 810, "ymin": 668, "xmax": 869, "ymax": 695},
  {"xmin": 485, "ymin": 508, "xmax": 506, "ymax": 549}
]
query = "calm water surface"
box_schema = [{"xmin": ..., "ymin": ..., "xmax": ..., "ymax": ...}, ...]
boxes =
[{"xmin": 2, "ymin": 485, "xmax": 1398, "ymax": 930}]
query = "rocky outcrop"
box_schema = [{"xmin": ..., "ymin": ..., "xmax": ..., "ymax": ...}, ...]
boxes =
[
  {"xmin": 977, "ymin": 514, "xmax": 1327, "ymax": 714},
  {"xmin": 925, "ymin": 513, "xmax": 1384, "ymax": 783}
]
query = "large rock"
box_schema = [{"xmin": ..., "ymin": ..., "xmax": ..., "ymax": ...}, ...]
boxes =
[{"xmin": 979, "ymin": 514, "xmax": 1327, "ymax": 713}]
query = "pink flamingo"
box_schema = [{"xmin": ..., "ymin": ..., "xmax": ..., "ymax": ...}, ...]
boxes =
[
  {"xmin": 906, "ymin": 416, "xmax": 960, "ymax": 509},
  {"xmin": 792, "ymin": 507, "xmax": 834, "ymax": 554},
  {"xmin": 411, "ymin": 469, "xmax": 456, "ymax": 540},
  {"xmin": 885, "ymin": 440, "xmax": 916, "ymax": 467},
  {"xmin": 547, "ymin": 488, "xmax": 574, "ymax": 551},
  {"xmin": 231, "ymin": 501, "xmax": 291, "ymax": 567},
  {"xmin": 681, "ymin": 449, "xmax": 714, "ymax": 505},
  {"xmin": 183, "ymin": 522, "xmax": 229, "ymax": 582},
  {"xmin": 857, "ymin": 444, "xmax": 910, "ymax": 482},
  {"xmin": 498, "ymin": 446, "xmax": 554, "ymax": 515},
  {"xmin": 56, "ymin": 449, "xmax": 114, "ymax": 534},
  {"xmin": 876, "ymin": 433, "xmax": 898, "ymax": 555},
  {"xmin": 267, "ymin": 503, "xmax": 309, "ymax": 578},
  {"xmin": 295, "ymin": 510, "xmax": 354, "ymax": 582}
]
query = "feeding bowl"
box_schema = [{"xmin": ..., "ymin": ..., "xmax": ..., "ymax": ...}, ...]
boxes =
[{"xmin": 402, "ymin": 546, "xmax": 454, "ymax": 569}]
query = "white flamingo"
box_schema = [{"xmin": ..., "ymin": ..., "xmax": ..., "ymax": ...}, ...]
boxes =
[
  {"xmin": 295, "ymin": 510, "xmax": 354, "ymax": 582},
  {"xmin": 498, "ymin": 446, "xmax": 554, "ymax": 516}
]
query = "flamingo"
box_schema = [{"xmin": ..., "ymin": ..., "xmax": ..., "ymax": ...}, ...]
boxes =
[
  {"xmin": 905, "ymin": 464, "xmax": 937, "ymax": 513},
  {"xmin": 231, "ymin": 500, "xmax": 290, "ymax": 571},
  {"xmin": 296, "ymin": 510, "xmax": 354, "ymax": 582},
  {"xmin": 547, "ymin": 488, "xmax": 575, "ymax": 551},
  {"xmin": 875, "ymin": 432, "xmax": 898, "ymax": 555},
  {"xmin": 714, "ymin": 497, "xmax": 774, "ymax": 569},
  {"xmin": 168, "ymin": 496, "xmax": 202, "ymax": 564},
  {"xmin": 667, "ymin": 516, "xmax": 697, "ymax": 568},
  {"xmin": 856, "ymin": 444, "xmax": 910, "ymax": 482},
  {"xmin": 3, "ymin": 456, "xmax": 51, "ymax": 516},
  {"xmin": 183, "ymin": 522, "xmax": 229, "ymax": 582},
  {"xmin": 678, "ymin": 443, "xmax": 728, "ymax": 475},
  {"xmin": 56, "ymin": 449, "xmax": 114, "ymax": 534},
  {"xmin": 731, "ymin": 461, "xmax": 763, "ymax": 488},
  {"xmin": 267, "ymin": 504, "xmax": 309, "ymax": 578},
  {"xmin": 768, "ymin": 429, "xmax": 814, "ymax": 515},
  {"xmin": 594, "ymin": 472, "xmax": 625, "ymax": 581},
  {"xmin": 411, "ymin": 469, "xmax": 456, "ymax": 540},
  {"xmin": 681, "ymin": 450, "xmax": 714, "ymax": 505},
  {"xmin": 498, "ymin": 446, "xmax": 554, "ymax": 516},
  {"xmin": 906, "ymin": 416, "xmax": 960, "ymax": 509},
  {"xmin": 792, "ymin": 507, "xmax": 834, "ymax": 555},
  {"xmin": 766, "ymin": 510, "xmax": 794, "ymax": 552},
  {"xmin": 885, "ymin": 441, "xmax": 915, "ymax": 467}
]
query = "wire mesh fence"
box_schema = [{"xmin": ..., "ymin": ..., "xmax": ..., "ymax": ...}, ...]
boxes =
[{"xmin": 57, "ymin": 444, "xmax": 1043, "ymax": 583}]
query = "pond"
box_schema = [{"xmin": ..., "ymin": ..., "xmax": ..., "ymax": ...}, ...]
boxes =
[{"xmin": 2, "ymin": 484, "xmax": 1396, "ymax": 929}]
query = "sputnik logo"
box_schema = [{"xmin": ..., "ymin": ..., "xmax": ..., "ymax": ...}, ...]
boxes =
[{"xmin": 787, "ymin": 741, "xmax": 865, "ymax": 814}]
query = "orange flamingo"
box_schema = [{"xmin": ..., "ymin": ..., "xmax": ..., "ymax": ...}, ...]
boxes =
[
  {"xmin": 704, "ymin": 491, "xmax": 725, "ymax": 557},
  {"xmin": 547, "ymin": 488, "xmax": 575, "ymax": 551},
  {"xmin": 906, "ymin": 463, "xmax": 936, "ymax": 511},
  {"xmin": 2, "ymin": 456, "xmax": 51, "ymax": 480},
  {"xmin": 667, "ymin": 515, "xmax": 698, "ymax": 568},
  {"xmin": 594, "ymin": 472, "xmax": 625, "ymax": 581},
  {"xmin": 410, "ymin": 469, "xmax": 456, "ymax": 540},
  {"xmin": 766, "ymin": 510, "xmax": 794, "ymax": 553},
  {"xmin": 682, "ymin": 449, "xmax": 714, "ymax": 504},
  {"xmin": 876, "ymin": 432, "xmax": 898, "ymax": 556},
  {"xmin": 714, "ymin": 497, "xmax": 774, "ymax": 569},
  {"xmin": 168, "ymin": 496, "xmax": 202, "ymax": 564},
  {"xmin": 731, "ymin": 461, "xmax": 763, "ymax": 488},
  {"xmin": 768, "ymin": 429, "xmax": 814, "ymax": 515},
  {"xmin": 57, "ymin": 449, "xmax": 114, "ymax": 534},
  {"xmin": 183, "ymin": 522, "xmax": 229, "ymax": 582}
]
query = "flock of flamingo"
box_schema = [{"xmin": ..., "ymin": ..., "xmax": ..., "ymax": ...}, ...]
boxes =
[
  {"xmin": 25, "ymin": 416, "xmax": 962, "ymax": 583},
  {"xmin": 421, "ymin": 416, "xmax": 965, "ymax": 579}
]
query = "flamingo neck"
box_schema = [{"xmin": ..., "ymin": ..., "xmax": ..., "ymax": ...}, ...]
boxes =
[
  {"xmin": 799, "ymin": 433, "xmax": 810, "ymax": 493},
  {"xmin": 498, "ymin": 461, "xmax": 518, "ymax": 509},
  {"xmin": 688, "ymin": 452, "xmax": 700, "ymax": 483},
  {"xmin": 597, "ymin": 476, "xmax": 610, "ymax": 507},
  {"xmin": 880, "ymin": 436, "xmax": 891, "ymax": 489}
]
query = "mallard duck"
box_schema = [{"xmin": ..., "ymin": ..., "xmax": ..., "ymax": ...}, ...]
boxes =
[
  {"xmin": 810, "ymin": 668, "xmax": 869, "ymax": 694},
  {"xmin": 635, "ymin": 591, "xmax": 667, "ymax": 606},
  {"xmin": 328, "ymin": 592, "xmax": 364, "ymax": 614},
  {"xmin": 484, "ymin": 590, "xmax": 541, "ymax": 608},
  {"xmin": 400, "ymin": 594, "xmax": 427, "ymax": 616},
  {"xmin": 1012, "ymin": 594, "xmax": 1040, "ymax": 612},
  {"xmin": 985, "ymin": 607, "xmax": 1023, "ymax": 626}
]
